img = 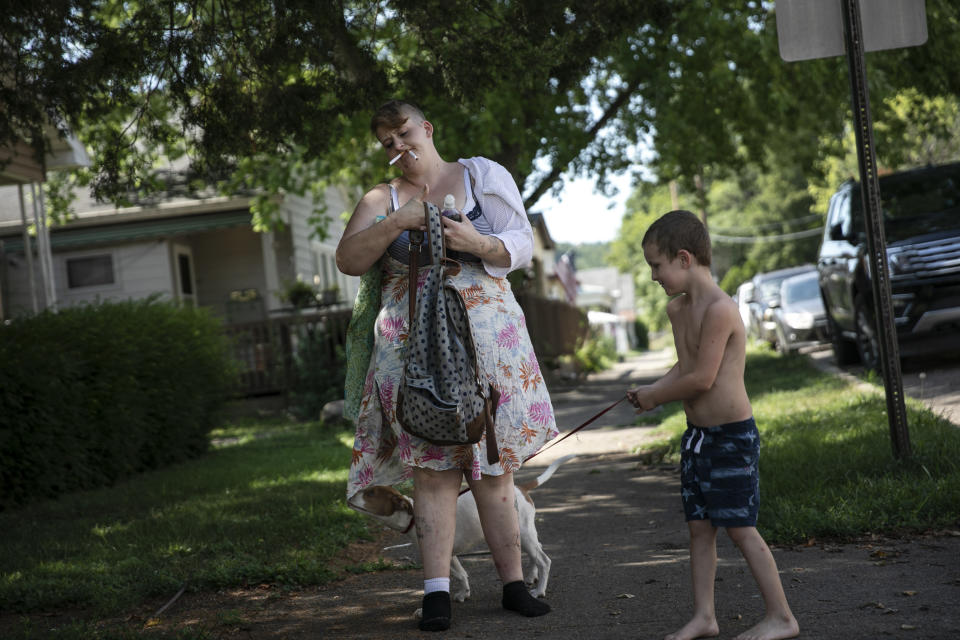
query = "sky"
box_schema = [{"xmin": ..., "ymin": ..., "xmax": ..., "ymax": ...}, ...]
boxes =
[{"xmin": 534, "ymin": 172, "xmax": 634, "ymax": 245}]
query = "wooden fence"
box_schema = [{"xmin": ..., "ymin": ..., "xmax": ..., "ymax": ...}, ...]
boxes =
[
  {"xmin": 515, "ymin": 293, "xmax": 589, "ymax": 364},
  {"xmin": 224, "ymin": 296, "xmax": 587, "ymax": 398}
]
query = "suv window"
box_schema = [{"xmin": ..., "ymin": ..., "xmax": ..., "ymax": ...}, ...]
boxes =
[
  {"xmin": 849, "ymin": 165, "xmax": 960, "ymax": 242},
  {"xmin": 826, "ymin": 190, "xmax": 856, "ymax": 240}
]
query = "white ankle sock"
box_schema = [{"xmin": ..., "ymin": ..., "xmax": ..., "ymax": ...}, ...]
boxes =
[{"xmin": 424, "ymin": 577, "xmax": 450, "ymax": 594}]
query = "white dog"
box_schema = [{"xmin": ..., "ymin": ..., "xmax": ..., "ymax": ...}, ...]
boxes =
[{"xmin": 350, "ymin": 453, "xmax": 577, "ymax": 602}]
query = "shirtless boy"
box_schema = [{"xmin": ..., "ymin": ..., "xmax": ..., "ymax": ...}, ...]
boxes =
[{"xmin": 627, "ymin": 210, "xmax": 799, "ymax": 640}]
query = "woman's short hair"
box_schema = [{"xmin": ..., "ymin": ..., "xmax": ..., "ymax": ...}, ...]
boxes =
[
  {"xmin": 370, "ymin": 100, "xmax": 426, "ymax": 134},
  {"xmin": 642, "ymin": 210, "xmax": 712, "ymax": 267}
]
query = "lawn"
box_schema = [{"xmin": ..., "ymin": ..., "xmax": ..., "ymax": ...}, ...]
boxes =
[
  {"xmin": 0, "ymin": 420, "xmax": 374, "ymax": 619},
  {"xmin": 2, "ymin": 347, "xmax": 959, "ymax": 629}
]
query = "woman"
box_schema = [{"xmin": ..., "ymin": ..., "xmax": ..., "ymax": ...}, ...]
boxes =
[{"xmin": 337, "ymin": 100, "xmax": 558, "ymax": 632}]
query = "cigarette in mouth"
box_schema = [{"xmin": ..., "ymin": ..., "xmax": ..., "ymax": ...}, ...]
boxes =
[{"xmin": 388, "ymin": 150, "xmax": 419, "ymax": 166}]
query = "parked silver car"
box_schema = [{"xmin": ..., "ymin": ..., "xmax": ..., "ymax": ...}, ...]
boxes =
[
  {"xmin": 769, "ymin": 271, "xmax": 829, "ymax": 353},
  {"xmin": 750, "ymin": 265, "xmax": 816, "ymax": 343}
]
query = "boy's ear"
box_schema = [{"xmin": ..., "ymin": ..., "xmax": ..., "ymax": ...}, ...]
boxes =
[{"xmin": 677, "ymin": 249, "xmax": 692, "ymax": 268}]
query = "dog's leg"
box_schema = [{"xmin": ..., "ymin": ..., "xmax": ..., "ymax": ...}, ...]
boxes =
[
  {"xmin": 449, "ymin": 555, "xmax": 471, "ymax": 602},
  {"xmin": 524, "ymin": 537, "xmax": 551, "ymax": 597},
  {"xmin": 517, "ymin": 501, "xmax": 551, "ymax": 597}
]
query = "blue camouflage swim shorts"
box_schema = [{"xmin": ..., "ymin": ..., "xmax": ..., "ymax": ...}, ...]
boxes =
[{"xmin": 680, "ymin": 417, "xmax": 760, "ymax": 528}]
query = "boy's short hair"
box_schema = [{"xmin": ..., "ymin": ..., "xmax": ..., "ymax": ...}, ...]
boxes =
[
  {"xmin": 370, "ymin": 100, "xmax": 426, "ymax": 134},
  {"xmin": 642, "ymin": 210, "xmax": 712, "ymax": 267}
]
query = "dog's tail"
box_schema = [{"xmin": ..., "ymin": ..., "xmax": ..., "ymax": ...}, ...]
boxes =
[{"xmin": 518, "ymin": 453, "xmax": 578, "ymax": 492}]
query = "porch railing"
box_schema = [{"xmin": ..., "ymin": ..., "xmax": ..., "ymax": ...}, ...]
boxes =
[{"xmin": 224, "ymin": 308, "xmax": 352, "ymax": 397}]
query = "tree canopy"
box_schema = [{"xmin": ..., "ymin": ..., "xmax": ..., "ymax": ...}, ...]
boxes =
[{"xmin": 3, "ymin": 0, "xmax": 959, "ymax": 239}]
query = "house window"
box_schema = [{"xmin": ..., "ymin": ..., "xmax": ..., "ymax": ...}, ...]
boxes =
[{"xmin": 66, "ymin": 254, "xmax": 115, "ymax": 289}]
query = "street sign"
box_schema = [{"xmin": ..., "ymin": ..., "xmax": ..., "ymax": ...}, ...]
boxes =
[{"xmin": 777, "ymin": 0, "xmax": 927, "ymax": 62}]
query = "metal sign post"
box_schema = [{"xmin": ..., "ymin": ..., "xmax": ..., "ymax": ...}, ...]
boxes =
[
  {"xmin": 840, "ymin": 0, "xmax": 911, "ymax": 459},
  {"xmin": 777, "ymin": 0, "xmax": 926, "ymax": 459}
]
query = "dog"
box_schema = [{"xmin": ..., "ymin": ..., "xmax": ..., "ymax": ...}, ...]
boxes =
[{"xmin": 350, "ymin": 453, "xmax": 577, "ymax": 602}]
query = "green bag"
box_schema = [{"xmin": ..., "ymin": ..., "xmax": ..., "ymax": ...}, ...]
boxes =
[
  {"xmin": 343, "ymin": 261, "xmax": 381, "ymax": 422},
  {"xmin": 343, "ymin": 215, "xmax": 387, "ymax": 422}
]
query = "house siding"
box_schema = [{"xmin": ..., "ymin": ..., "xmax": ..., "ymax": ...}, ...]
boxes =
[
  {"xmin": 3, "ymin": 241, "xmax": 174, "ymax": 315},
  {"xmin": 283, "ymin": 186, "xmax": 359, "ymax": 305}
]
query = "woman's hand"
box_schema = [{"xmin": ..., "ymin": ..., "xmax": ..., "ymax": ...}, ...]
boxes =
[
  {"xmin": 442, "ymin": 214, "xmax": 510, "ymax": 267},
  {"xmin": 441, "ymin": 211, "xmax": 483, "ymax": 254},
  {"xmin": 392, "ymin": 184, "xmax": 430, "ymax": 232}
]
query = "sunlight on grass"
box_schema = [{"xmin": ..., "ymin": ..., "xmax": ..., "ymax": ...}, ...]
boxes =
[
  {"xmin": 5, "ymin": 351, "xmax": 958, "ymax": 623},
  {"xmin": 248, "ymin": 468, "xmax": 347, "ymax": 490},
  {"xmin": 0, "ymin": 420, "xmax": 370, "ymax": 616}
]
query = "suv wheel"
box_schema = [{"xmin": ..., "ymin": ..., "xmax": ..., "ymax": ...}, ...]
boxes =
[
  {"xmin": 854, "ymin": 296, "xmax": 880, "ymax": 372},
  {"xmin": 826, "ymin": 310, "xmax": 859, "ymax": 366}
]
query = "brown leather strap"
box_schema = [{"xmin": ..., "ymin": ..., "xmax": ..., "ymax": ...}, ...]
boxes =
[
  {"xmin": 407, "ymin": 206, "xmax": 426, "ymax": 321},
  {"xmin": 485, "ymin": 385, "xmax": 501, "ymax": 465},
  {"xmin": 408, "ymin": 240, "xmax": 419, "ymax": 321}
]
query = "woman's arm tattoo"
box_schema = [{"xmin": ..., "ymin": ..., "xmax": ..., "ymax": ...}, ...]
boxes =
[{"xmin": 482, "ymin": 236, "xmax": 505, "ymax": 258}]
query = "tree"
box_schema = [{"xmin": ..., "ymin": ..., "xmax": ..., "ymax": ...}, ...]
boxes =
[
  {"xmin": 4, "ymin": 1, "xmax": 959, "ymax": 237},
  {"xmin": 3, "ymin": 0, "xmax": 673, "ymax": 229}
]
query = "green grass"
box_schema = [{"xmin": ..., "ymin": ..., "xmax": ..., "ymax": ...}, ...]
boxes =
[
  {"xmin": 638, "ymin": 347, "xmax": 960, "ymax": 544},
  {"xmin": 0, "ymin": 420, "xmax": 371, "ymax": 617}
]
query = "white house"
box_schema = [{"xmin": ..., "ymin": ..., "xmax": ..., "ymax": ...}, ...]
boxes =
[
  {"xmin": 0, "ymin": 183, "xmax": 360, "ymax": 324},
  {"xmin": 576, "ymin": 266, "xmax": 637, "ymax": 353}
]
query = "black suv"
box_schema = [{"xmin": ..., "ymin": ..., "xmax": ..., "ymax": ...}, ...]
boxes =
[{"xmin": 817, "ymin": 161, "xmax": 960, "ymax": 369}]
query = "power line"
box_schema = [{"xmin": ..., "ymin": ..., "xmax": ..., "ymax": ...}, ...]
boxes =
[
  {"xmin": 711, "ymin": 227, "xmax": 824, "ymax": 244},
  {"xmin": 711, "ymin": 213, "xmax": 823, "ymax": 234}
]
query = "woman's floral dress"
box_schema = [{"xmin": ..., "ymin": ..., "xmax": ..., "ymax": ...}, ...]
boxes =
[{"xmin": 345, "ymin": 251, "xmax": 558, "ymax": 504}]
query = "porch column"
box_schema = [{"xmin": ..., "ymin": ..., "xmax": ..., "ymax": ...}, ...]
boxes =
[
  {"xmin": 32, "ymin": 183, "xmax": 57, "ymax": 311},
  {"xmin": 260, "ymin": 230, "xmax": 282, "ymax": 313},
  {"xmin": 17, "ymin": 184, "xmax": 39, "ymax": 314}
]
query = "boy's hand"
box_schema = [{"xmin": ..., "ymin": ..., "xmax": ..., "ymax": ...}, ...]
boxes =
[{"xmin": 627, "ymin": 386, "xmax": 658, "ymax": 412}]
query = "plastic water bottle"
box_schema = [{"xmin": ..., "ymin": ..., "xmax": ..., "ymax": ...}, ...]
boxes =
[{"xmin": 441, "ymin": 194, "xmax": 461, "ymax": 221}]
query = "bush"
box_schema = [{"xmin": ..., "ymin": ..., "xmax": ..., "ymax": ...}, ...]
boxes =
[
  {"xmin": 0, "ymin": 299, "xmax": 238, "ymax": 509},
  {"xmin": 287, "ymin": 324, "xmax": 347, "ymax": 421},
  {"xmin": 633, "ymin": 318, "xmax": 649, "ymax": 351},
  {"xmin": 573, "ymin": 328, "xmax": 617, "ymax": 374}
]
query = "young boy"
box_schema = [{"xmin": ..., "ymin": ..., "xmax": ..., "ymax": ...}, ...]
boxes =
[{"xmin": 627, "ymin": 210, "xmax": 799, "ymax": 640}]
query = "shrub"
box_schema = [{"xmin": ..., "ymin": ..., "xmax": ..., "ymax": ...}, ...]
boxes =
[
  {"xmin": 633, "ymin": 318, "xmax": 650, "ymax": 351},
  {"xmin": 573, "ymin": 328, "xmax": 617, "ymax": 374},
  {"xmin": 0, "ymin": 298, "xmax": 238, "ymax": 509},
  {"xmin": 287, "ymin": 324, "xmax": 347, "ymax": 421}
]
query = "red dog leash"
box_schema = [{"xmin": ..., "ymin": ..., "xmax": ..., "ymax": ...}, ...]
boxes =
[
  {"xmin": 457, "ymin": 396, "xmax": 627, "ymax": 496},
  {"xmin": 523, "ymin": 396, "xmax": 627, "ymax": 463}
]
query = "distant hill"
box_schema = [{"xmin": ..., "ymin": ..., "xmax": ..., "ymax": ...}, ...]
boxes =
[{"xmin": 554, "ymin": 241, "xmax": 611, "ymax": 270}]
